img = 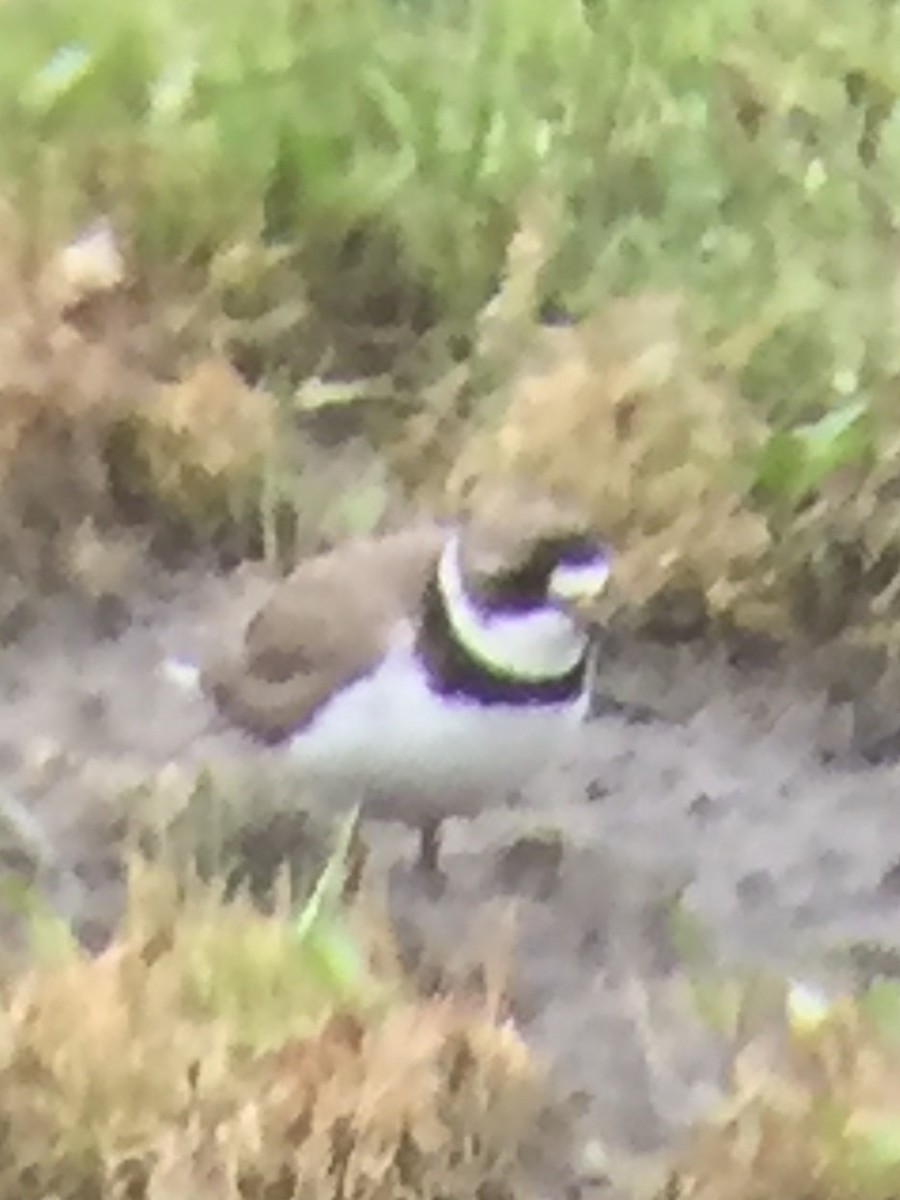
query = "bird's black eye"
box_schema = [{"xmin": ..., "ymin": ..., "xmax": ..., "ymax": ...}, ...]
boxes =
[{"xmin": 467, "ymin": 527, "xmax": 607, "ymax": 613}]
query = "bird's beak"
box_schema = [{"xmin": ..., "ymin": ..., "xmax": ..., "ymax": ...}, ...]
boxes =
[{"xmin": 548, "ymin": 556, "xmax": 611, "ymax": 619}]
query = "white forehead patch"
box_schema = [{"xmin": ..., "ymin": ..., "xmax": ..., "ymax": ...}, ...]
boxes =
[{"xmin": 549, "ymin": 556, "xmax": 610, "ymax": 603}]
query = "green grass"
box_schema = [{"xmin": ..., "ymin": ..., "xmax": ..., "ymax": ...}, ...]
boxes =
[
  {"xmin": 3, "ymin": 0, "xmax": 897, "ymax": 386},
  {"xmin": 4, "ymin": 0, "xmax": 900, "ymax": 617}
]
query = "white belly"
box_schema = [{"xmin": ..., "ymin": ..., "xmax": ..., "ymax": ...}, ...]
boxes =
[{"xmin": 287, "ymin": 640, "xmax": 587, "ymax": 826}]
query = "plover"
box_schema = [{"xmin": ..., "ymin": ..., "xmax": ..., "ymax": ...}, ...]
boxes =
[{"xmin": 202, "ymin": 491, "xmax": 610, "ymax": 870}]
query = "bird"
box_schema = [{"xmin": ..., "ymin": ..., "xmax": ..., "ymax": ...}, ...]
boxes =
[{"xmin": 200, "ymin": 490, "xmax": 611, "ymax": 874}]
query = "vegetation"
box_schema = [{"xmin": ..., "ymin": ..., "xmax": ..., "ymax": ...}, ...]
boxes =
[
  {"xmin": 3, "ymin": 0, "xmax": 900, "ymax": 1194},
  {"xmin": 0, "ymin": 832, "xmax": 541, "ymax": 1200},
  {"xmin": 663, "ymin": 975, "xmax": 900, "ymax": 1200},
  {"xmin": 1, "ymin": 0, "xmax": 900, "ymax": 634}
]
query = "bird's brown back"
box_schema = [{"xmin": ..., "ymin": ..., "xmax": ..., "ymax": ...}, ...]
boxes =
[{"xmin": 201, "ymin": 524, "xmax": 445, "ymax": 743}]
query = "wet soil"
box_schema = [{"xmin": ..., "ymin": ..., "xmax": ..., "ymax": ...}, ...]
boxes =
[{"xmin": 2, "ymin": 566, "xmax": 900, "ymax": 1194}]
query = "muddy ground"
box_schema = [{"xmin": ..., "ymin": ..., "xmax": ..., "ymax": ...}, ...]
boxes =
[{"xmin": 2, "ymin": 564, "xmax": 900, "ymax": 1195}]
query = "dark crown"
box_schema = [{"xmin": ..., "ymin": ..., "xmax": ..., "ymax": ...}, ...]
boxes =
[{"xmin": 458, "ymin": 490, "xmax": 605, "ymax": 612}]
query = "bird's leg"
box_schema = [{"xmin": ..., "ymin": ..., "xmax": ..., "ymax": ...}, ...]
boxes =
[
  {"xmin": 417, "ymin": 817, "xmax": 443, "ymax": 876},
  {"xmin": 414, "ymin": 818, "xmax": 447, "ymax": 899},
  {"xmin": 341, "ymin": 818, "xmax": 369, "ymax": 904}
]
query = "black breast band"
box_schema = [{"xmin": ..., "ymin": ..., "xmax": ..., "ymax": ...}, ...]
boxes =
[{"xmin": 415, "ymin": 577, "xmax": 587, "ymax": 706}]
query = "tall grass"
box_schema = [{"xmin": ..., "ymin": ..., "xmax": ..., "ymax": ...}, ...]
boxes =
[
  {"xmin": 3, "ymin": 0, "xmax": 900, "ymax": 618},
  {"xmin": 3, "ymin": 0, "xmax": 900, "ymax": 405}
]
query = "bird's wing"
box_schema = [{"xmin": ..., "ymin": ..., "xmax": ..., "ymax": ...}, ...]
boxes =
[{"xmin": 202, "ymin": 525, "xmax": 444, "ymax": 743}]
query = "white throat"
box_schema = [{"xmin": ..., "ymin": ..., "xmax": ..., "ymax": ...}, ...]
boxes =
[{"xmin": 436, "ymin": 533, "xmax": 588, "ymax": 681}]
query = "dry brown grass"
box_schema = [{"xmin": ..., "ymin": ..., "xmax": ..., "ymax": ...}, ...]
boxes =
[
  {"xmin": 4, "ymin": 184, "xmax": 900, "ymax": 646},
  {"xmin": 0, "ymin": 208, "xmax": 148, "ymax": 583},
  {"xmin": 0, "ymin": 206, "xmax": 283, "ymax": 589},
  {"xmin": 661, "ymin": 983, "xmax": 900, "ymax": 1200},
  {"xmin": 121, "ymin": 356, "xmax": 277, "ymax": 536},
  {"xmin": 450, "ymin": 292, "xmax": 775, "ymax": 630},
  {"xmin": 0, "ymin": 861, "xmax": 542, "ymax": 1200}
]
